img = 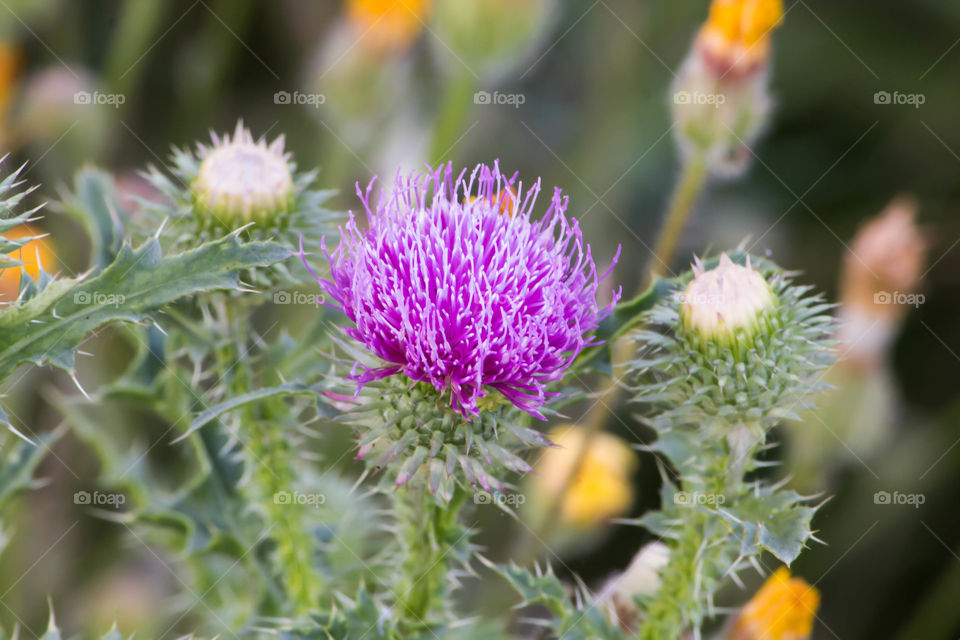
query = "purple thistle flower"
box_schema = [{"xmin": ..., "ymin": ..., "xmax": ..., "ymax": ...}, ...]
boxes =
[{"xmin": 304, "ymin": 162, "xmax": 619, "ymax": 419}]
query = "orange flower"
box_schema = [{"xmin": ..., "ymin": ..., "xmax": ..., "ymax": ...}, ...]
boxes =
[
  {"xmin": 0, "ymin": 225, "xmax": 55, "ymax": 302},
  {"xmin": 468, "ymin": 187, "xmax": 516, "ymax": 216},
  {"xmin": 698, "ymin": 0, "xmax": 784, "ymax": 76},
  {"xmin": 729, "ymin": 568, "xmax": 819, "ymax": 640},
  {"xmin": 346, "ymin": 0, "xmax": 430, "ymax": 54}
]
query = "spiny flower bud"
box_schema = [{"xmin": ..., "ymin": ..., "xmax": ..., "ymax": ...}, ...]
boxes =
[
  {"xmin": 698, "ymin": 0, "xmax": 784, "ymax": 78},
  {"xmin": 633, "ymin": 252, "xmax": 832, "ymax": 433},
  {"xmin": 192, "ymin": 121, "xmax": 294, "ymax": 224},
  {"xmin": 727, "ymin": 568, "xmax": 819, "ymax": 640},
  {"xmin": 680, "ymin": 253, "xmax": 775, "ymax": 343}
]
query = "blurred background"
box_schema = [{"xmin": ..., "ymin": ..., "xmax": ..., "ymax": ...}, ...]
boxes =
[{"xmin": 0, "ymin": 0, "xmax": 959, "ymax": 638}]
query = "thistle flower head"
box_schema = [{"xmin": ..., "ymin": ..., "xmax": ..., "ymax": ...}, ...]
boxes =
[
  {"xmin": 313, "ymin": 162, "xmax": 618, "ymax": 419},
  {"xmin": 681, "ymin": 253, "xmax": 776, "ymax": 342},
  {"xmin": 729, "ymin": 568, "xmax": 819, "ymax": 640},
  {"xmin": 698, "ymin": 0, "xmax": 784, "ymax": 77},
  {"xmin": 192, "ymin": 121, "xmax": 294, "ymax": 224}
]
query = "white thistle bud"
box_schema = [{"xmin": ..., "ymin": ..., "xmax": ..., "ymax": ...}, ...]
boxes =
[
  {"xmin": 680, "ymin": 253, "xmax": 775, "ymax": 342},
  {"xmin": 192, "ymin": 121, "xmax": 294, "ymax": 224}
]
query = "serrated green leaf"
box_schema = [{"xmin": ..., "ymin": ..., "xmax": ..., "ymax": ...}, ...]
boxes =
[{"xmin": 0, "ymin": 234, "xmax": 289, "ymax": 381}]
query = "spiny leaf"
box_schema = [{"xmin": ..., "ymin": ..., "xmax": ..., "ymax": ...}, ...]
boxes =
[{"xmin": 0, "ymin": 233, "xmax": 289, "ymax": 381}]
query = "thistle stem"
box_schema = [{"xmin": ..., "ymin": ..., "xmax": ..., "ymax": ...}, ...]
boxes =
[
  {"xmin": 394, "ymin": 480, "xmax": 468, "ymax": 631},
  {"xmin": 220, "ymin": 303, "xmax": 323, "ymax": 614},
  {"xmin": 650, "ymin": 151, "xmax": 709, "ymax": 278}
]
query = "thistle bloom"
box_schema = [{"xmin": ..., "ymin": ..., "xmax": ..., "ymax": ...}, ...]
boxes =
[
  {"xmin": 728, "ymin": 568, "xmax": 819, "ymax": 640},
  {"xmin": 192, "ymin": 121, "xmax": 294, "ymax": 223},
  {"xmin": 310, "ymin": 163, "xmax": 618, "ymax": 418}
]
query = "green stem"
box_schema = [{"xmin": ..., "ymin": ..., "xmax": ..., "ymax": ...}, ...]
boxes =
[
  {"xmin": 220, "ymin": 302, "xmax": 323, "ymax": 614},
  {"xmin": 429, "ymin": 71, "xmax": 478, "ymax": 163},
  {"xmin": 394, "ymin": 481, "xmax": 468, "ymax": 631},
  {"xmin": 103, "ymin": 0, "xmax": 167, "ymax": 102},
  {"xmin": 649, "ymin": 151, "xmax": 709, "ymax": 278}
]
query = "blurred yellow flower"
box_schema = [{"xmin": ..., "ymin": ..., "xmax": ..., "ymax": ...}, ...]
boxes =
[
  {"xmin": 347, "ymin": 0, "xmax": 430, "ymax": 54},
  {"xmin": 0, "ymin": 225, "xmax": 55, "ymax": 303},
  {"xmin": 698, "ymin": 0, "xmax": 784, "ymax": 76},
  {"xmin": 729, "ymin": 567, "xmax": 819, "ymax": 640},
  {"xmin": 535, "ymin": 425, "xmax": 636, "ymax": 527}
]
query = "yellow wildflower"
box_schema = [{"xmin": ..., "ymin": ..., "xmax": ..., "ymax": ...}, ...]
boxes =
[
  {"xmin": 729, "ymin": 567, "xmax": 819, "ymax": 640},
  {"xmin": 535, "ymin": 425, "xmax": 636, "ymax": 527},
  {"xmin": 698, "ymin": 0, "xmax": 784, "ymax": 76}
]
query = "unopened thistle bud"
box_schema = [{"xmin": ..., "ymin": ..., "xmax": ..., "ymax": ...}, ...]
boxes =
[
  {"xmin": 635, "ymin": 253, "xmax": 832, "ymax": 430},
  {"xmin": 191, "ymin": 121, "xmax": 294, "ymax": 224},
  {"xmin": 681, "ymin": 253, "xmax": 776, "ymax": 344},
  {"xmin": 671, "ymin": 0, "xmax": 783, "ymax": 176},
  {"xmin": 727, "ymin": 568, "xmax": 819, "ymax": 640}
]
